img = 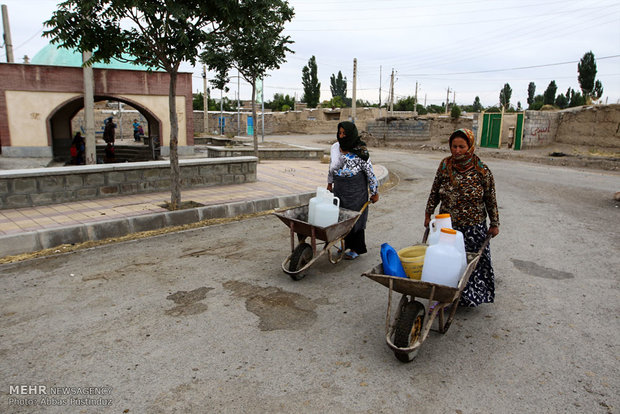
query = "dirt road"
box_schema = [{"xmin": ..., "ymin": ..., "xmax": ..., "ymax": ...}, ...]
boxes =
[{"xmin": 1, "ymin": 145, "xmax": 618, "ymax": 413}]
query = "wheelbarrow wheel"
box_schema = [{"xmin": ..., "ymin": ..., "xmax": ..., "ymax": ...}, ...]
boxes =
[
  {"xmin": 288, "ymin": 243, "xmax": 313, "ymax": 280},
  {"xmin": 393, "ymin": 299, "xmax": 425, "ymax": 363}
]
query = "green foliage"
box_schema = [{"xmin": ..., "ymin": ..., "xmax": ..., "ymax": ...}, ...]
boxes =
[
  {"xmin": 516, "ymin": 101, "xmax": 522, "ymax": 111},
  {"xmin": 200, "ymin": 0, "xmax": 294, "ymax": 111},
  {"xmin": 555, "ymin": 94, "xmax": 568, "ymax": 109},
  {"xmin": 330, "ymin": 71, "xmax": 347, "ymax": 99},
  {"xmin": 267, "ymin": 93, "xmax": 295, "ymax": 111},
  {"xmin": 322, "ymin": 95, "xmax": 345, "ymax": 109},
  {"xmin": 543, "ymin": 80, "xmax": 558, "ymax": 105},
  {"xmin": 302, "ymin": 56, "xmax": 321, "ymax": 108},
  {"xmin": 578, "ymin": 51, "xmax": 599, "ymax": 101},
  {"xmin": 426, "ymin": 104, "xmax": 445, "ymax": 114},
  {"xmin": 450, "ymin": 105, "xmax": 461, "ymax": 120},
  {"xmin": 193, "ymin": 92, "xmax": 222, "ymax": 111},
  {"xmin": 593, "ymin": 80, "xmax": 604, "ymax": 100},
  {"xmin": 527, "ymin": 82, "xmax": 536, "ymax": 107},
  {"xmin": 394, "ymin": 96, "xmax": 417, "ymax": 111},
  {"xmin": 499, "ymin": 83, "xmax": 512, "ymax": 109},
  {"xmin": 472, "ymin": 96, "xmax": 482, "ymax": 112},
  {"xmin": 566, "ymin": 88, "xmax": 586, "ymax": 107},
  {"xmin": 530, "ymin": 94, "xmax": 544, "ymax": 110}
]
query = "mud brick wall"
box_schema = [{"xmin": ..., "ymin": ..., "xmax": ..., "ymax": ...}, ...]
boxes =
[
  {"xmin": 366, "ymin": 119, "xmax": 431, "ymax": 141},
  {"xmin": 555, "ymin": 104, "xmax": 620, "ymax": 148},
  {"xmin": 0, "ymin": 157, "xmax": 257, "ymax": 209}
]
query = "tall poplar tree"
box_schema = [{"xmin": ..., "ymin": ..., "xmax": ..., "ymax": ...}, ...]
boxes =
[{"xmin": 302, "ymin": 56, "xmax": 321, "ymax": 108}]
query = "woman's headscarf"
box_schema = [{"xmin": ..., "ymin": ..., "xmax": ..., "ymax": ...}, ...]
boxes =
[
  {"xmin": 444, "ymin": 128, "xmax": 486, "ymax": 183},
  {"xmin": 337, "ymin": 121, "xmax": 369, "ymax": 161}
]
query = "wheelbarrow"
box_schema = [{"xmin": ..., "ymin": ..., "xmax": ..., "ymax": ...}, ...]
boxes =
[
  {"xmin": 362, "ymin": 229, "xmax": 491, "ymax": 362},
  {"xmin": 273, "ymin": 201, "xmax": 370, "ymax": 280}
]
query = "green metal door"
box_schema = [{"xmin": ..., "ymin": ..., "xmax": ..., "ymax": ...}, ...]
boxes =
[
  {"xmin": 480, "ymin": 113, "xmax": 502, "ymax": 148},
  {"xmin": 513, "ymin": 113, "xmax": 524, "ymax": 150}
]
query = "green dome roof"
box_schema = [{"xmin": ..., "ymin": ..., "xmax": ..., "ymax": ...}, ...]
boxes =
[{"xmin": 31, "ymin": 43, "xmax": 160, "ymax": 71}]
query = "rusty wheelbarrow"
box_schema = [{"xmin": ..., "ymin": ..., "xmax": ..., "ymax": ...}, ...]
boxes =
[
  {"xmin": 273, "ymin": 201, "xmax": 370, "ymax": 280},
  {"xmin": 362, "ymin": 229, "xmax": 491, "ymax": 362}
]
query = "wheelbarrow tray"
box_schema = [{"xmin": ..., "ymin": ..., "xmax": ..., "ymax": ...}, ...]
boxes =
[
  {"xmin": 362, "ymin": 236, "xmax": 490, "ymax": 362},
  {"xmin": 363, "ymin": 252, "xmax": 481, "ymax": 303},
  {"xmin": 274, "ymin": 204, "xmax": 362, "ymax": 243}
]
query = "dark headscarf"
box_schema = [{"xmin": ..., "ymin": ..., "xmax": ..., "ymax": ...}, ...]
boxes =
[
  {"xmin": 443, "ymin": 128, "xmax": 486, "ymax": 184},
  {"xmin": 337, "ymin": 121, "xmax": 369, "ymax": 161}
]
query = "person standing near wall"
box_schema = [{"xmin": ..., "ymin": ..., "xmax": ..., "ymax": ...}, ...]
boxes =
[
  {"xmin": 103, "ymin": 117, "xmax": 116, "ymax": 144},
  {"xmin": 132, "ymin": 119, "xmax": 141, "ymax": 142}
]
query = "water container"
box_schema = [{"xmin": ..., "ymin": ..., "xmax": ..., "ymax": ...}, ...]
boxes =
[
  {"xmin": 308, "ymin": 187, "xmax": 329, "ymax": 224},
  {"xmin": 421, "ymin": 228, "xmax": 465, "ymax": 287},
  {"xmin": 381, "ymin": 243, "xmax": 407, "ymax": 278},
  {"xmin": 398, "ymin": 245, "xmax": 427, "ymax": 280},
  {"xmin": 312, "ymin": 195, "xmax": 340, "ymax": 227},
  {"xmin": 428, "ymin": 213, "xmax": 452, "ymax": 245}
]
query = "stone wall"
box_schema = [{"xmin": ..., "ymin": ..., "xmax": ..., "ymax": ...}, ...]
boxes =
[
  {"xmin": 365, "ymin": 116, "xmax": 473, "ymax": 146},
  {"xmin": 0, "ymin": 157, "xmax": 257, "ymax": 209}
]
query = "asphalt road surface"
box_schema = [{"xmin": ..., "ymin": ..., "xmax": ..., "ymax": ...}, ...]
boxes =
[{"xmin": 1, "ymin": 146, "xmax": 619, "ymax": 413}]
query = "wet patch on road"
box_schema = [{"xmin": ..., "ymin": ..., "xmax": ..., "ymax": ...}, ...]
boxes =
[
  {"xmin": 223, "ymin": 281, "xmax": 317, "ymax": 331},
  {"xmin": 165, "ymin": 287, "xmax": 213, "ymax": 316},
  {"xmin": 512, "ymin": 259, "xmax": 575, "ymax": 280}
]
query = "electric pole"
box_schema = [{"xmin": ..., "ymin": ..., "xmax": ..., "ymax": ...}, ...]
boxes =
[
  {"xmin": 445, "ymin": 87, "xmax": 451, "ymax": 114},
  {"xmin": 413, "ymin": 81, "xmax": 419, "ymax": 116},
  {"xmin": 1, "ymin": 5, "xmax": 14, "ymax": 63},
  {"xmin": 202, "ymin": 65, "xmax": 208, "ymax": 135},
  {"xmin": 389, "ymin": 68, "xmax": 395, "ymax": 115},
  {"xmin": 379, "ymin": 65, "xmax": 382, "ymax": 108},
  {"xmin": 82, "ymin": 51, "xmax": 95, "ymax": 164},
  {"xmin": 352, "ymin": 58, "xmax": 357, "ymax": 123}
]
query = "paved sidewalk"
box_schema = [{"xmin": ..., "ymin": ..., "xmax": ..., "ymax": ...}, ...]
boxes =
[{"xmin": 0, "ymin": 160, "xmax": 388, "ymax": 258}]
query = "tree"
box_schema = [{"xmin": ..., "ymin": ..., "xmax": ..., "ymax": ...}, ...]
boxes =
[
  {"xmin": 268, "ymin": 93, "xmax": 295, "ymax": 111},
  {"xmin": 555, "ymin": 94, "xmax": 568, "ymax": 109},
  {"xmin": 330, "ymin": 71, "xmax": 347, "ymax": 100},
  {"xmin": 516, "ymin": 101, "xmax": 522, "ymax": 111},
  {"xmin": 44, "ymin": 0, "xmax": 237, "ymax": 210},
  {"xmin": 472, "ymin": 96, "xmax": 482, "ymax": 112},
  {"xmin": 302, "ymin": 56, "xmax": 321, "ymax": 108},
  {"xmin": 566, "ymin": 88, "xmax": 586, "ymax": 107},
  {"xmin": 202, "ymin": 0, "xmax": 294, "ymax": 158},
  {"xmin": 543, "ymin": 80, "xmax": 558, "ymax": 105},
  {"xmin": 450, "ymin": 105, "xmax": 461, "ymax": 120},
  {"xmin": 578, "ymin": 51, "xmax": 603, "ymax": 103},
  {"xmin": 499, "ymin": 83, "xmax": 512, "ymax": 109},
  {"xmin": 531, "ymin": 94, "xmax": 544, "ymax": 110},
  {"xmin": 527, "ymin": 82, "xmax": 536, "ymax": 108},
  {"xmin": 394, "ymin": 96, "xmax": 417, "ymax": 111}
]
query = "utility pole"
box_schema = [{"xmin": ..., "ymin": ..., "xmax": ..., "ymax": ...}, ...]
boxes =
[
  {"xmin": 220, "ymin": 90, "xmax": 224, "ymax": 135},
  {"xmin": 351, "ymin": 58, "xmax": 357, "ymax": 123},
  {"xmin": 1, "ymin": 5, "xmax": 14, "ymax": 63},
  {"xmin": 379, "ymin": 65, "xmax": 382, "ymax": 108},
  {"xmin": 237, "ymin": 70, "xmax": 240, "ymax": 137},
  {"xmin": 82, "ymin": 51, "xmax": 95, "ymax": 164},
  {"xmin": 413, "ymin": 81, "xmax": 419, "ymax": 116},
  {"xmin": 389, "ymin": 68, "xmax": 395, "ymax": 115},
  {"xmin": 445, "ymin": 87, "xmax": 451, "ymax": 114},
  {"xmin": 202, "ymin": 65, "xmax": 208, "ymax": 135}
]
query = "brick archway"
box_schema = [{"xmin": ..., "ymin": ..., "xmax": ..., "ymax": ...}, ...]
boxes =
[
  {"xmin": 0, "ymin": 63, "xmax": 193, "ymax": 157},
  {"xmin": 48, "ymin": 95, "xmax": 163, "ymax": 161}
]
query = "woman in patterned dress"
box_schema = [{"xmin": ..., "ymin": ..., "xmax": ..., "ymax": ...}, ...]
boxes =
[
  {"xmin": 328, "ymin": 121, "xmax": 379, "ymax": 260},
  {"xmin": 424, "ymin": 128, "xmax": 500, "ymax": 307}
]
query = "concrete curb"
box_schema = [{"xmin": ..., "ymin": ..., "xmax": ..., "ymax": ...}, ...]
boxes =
[{"xmin": 0, "ymin": 166, "xmax": 389, "ymax": 258}]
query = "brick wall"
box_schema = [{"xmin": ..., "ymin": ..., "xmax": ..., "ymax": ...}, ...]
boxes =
[{"xmin": 0, "ymin": 157, "xmax": 257, "ymax": 209}]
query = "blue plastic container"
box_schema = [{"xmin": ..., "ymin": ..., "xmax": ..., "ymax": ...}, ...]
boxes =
[{"xmin": 380, "ymin": 243, "xmax": 407, "ymax": 278}]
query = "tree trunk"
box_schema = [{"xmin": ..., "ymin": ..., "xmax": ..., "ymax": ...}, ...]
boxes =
[
  {"xmin": 169, "ymin": 70, "xmax": 181, "ymax": 210},
  {"xmin": 251, "ymin": 80, "xmax": 258, "ymax": 159}
]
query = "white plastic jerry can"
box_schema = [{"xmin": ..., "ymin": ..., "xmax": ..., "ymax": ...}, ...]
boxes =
[
  {"xmin": 421, "ymin": 228, "xmax": 466, "ymax": 287},
  {"xmin": 427, "ymin": 213, "xmax": 452, "ymax": 245},
  {"xmin": 313, "ymin": 195, "xmax": 340, "ymax": 227},
  {"xmin": 308, "ymin": 187, "xmax": 329, "ymax": 224}
]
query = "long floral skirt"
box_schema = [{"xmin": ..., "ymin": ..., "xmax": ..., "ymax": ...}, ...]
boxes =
[{"xmin": 453, "ymin": 222, "xmax": 495, "ymax": 307}]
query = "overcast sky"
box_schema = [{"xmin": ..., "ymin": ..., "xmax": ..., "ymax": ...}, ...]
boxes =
[{"xmin": 2, "ymin": 0, "xmax": 619, "ymax": 108}]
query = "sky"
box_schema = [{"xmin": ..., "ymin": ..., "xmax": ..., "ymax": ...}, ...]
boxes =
[{"xmin": 1, "ymin": 0, "xmax": 619, "ymax": 108}]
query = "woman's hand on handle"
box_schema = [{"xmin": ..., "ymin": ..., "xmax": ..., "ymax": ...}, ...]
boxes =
[
  {"xmin": 370, "ymin": 193, "xmax": 379, "ymax": 203},
  {"xmin": 488, "ymin": 226, "xmax": 500, "ymax": 238},
  {"xmin": 424, "ymin": 213, "xmax": 431, "ymax": 228}
]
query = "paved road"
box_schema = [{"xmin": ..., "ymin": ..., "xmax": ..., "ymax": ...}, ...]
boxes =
[{"xmin": 1, "ymin": 143, "xmax": 619, "ymax": 413}]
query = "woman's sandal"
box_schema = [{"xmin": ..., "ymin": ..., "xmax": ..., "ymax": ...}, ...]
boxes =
[{"xmin": 344, "ymin": 251, "xmax": 359, "ymax": 260}]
